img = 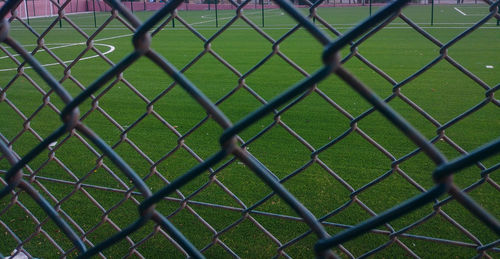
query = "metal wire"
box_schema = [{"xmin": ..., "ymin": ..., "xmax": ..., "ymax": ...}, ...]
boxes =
[{"xmin": 0, "ymin": 0, "xmax": 499, "ymax": 257}]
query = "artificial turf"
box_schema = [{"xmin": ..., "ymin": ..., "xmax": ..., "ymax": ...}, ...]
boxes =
[{"xmin": 0, "ymin": 2, "xmax": 499, "ymax": 258}]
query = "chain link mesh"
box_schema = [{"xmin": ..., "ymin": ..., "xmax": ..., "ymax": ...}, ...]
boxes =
[{"xmin": 0, "ymin": 0, "xmax": 499, "ymax": 257}]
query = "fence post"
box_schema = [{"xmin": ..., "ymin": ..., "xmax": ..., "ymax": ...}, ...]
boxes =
[
  {"xmin": 215, "ymin": 0, "xmax": 218, "ymax": 27},
  {"xmin": 261, "ymin": 0, "xmax": 264, "ymax": 27},
  {"xmin": 24, "ymin": 0, "xmax": 30, "ymax": 24},
  {"xmin": 430, "ymin": 0, "xmax": 434, "ymax": 26},
  {"xmin": 92, "ymin": 0, "xmax": 97, "ymax": 27},
  {"xmin": 369, "ymin": 0, "xmax": 372, "ymax": 16},
  {"xmin": 57, "ymin": 0, "xmax": 62, "ymax": 28},
  {"xmin": 32, "ymin": 0, "xmax": 36, "ymax": 16}
]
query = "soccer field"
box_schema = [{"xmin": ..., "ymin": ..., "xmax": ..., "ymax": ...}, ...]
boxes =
[{"xmin": 0, "ymin": 1, "xmax": 499, "ymax": 258}]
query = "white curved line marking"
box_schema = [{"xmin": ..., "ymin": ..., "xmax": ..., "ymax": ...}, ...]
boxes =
[{"xmin": 0, "ymin": 43, "xmax": 115, "ymax": 72}]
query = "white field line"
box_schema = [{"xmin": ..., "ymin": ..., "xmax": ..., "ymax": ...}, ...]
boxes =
[
  {"xmin": 2, "ymin": 24, "xmax": 498, "ymax": 72},
  {"xmin": 454, "ymin": 7, "xmax": 467, "ymax": 16},
  {"xmin": 199, "ymin": 8, "xmax": 280, "ymax": 19},
  {"xmin": 19, "ymin": 11, "xmax": 95, "ymax": 20},
  {"xmin": 0, "ymin": 43, "xmax": 115, "ymax": 72},
  {"xmin": 191, "ymin": 12, "xmax": 285, "ymax": 25},
  {"xmin": 3, "ymin": 9, "xmax": 498, "ymax": 72},
  {"xmin": 9, "ymin": 22, "xmax": 500, "ymax": 32},
  {"xmin": 95, "ymin": 33, "xmax": 134, "ymax": 42},
  {"xmin": 192, "ymin": 9, "xmax": 281, "ymax": 25},
  {"xmin": 10, "ymin": 20, "xmax": 500, "ymax": 31},
  {"xmin": 453, "ymin": 6, "xmax": 489, "ymax": 8},
  {"xmin": 0, "ymin": 10, "xmax": 277, "ymax": 72}
]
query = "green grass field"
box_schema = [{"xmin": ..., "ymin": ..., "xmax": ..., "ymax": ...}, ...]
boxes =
[{"xmin": 1, "ymin": 3, "xmax": 499, "ymax": 258}]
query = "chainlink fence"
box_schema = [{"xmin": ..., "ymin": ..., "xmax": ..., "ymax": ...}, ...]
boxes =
[{"xmin": 0, "ymin": 0, "xmax": 499, "ymax": 257}]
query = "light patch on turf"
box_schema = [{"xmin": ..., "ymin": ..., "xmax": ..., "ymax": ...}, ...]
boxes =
[{"xmin": 0, "ymin": 43, "xmax": 115, "ymax": 72}]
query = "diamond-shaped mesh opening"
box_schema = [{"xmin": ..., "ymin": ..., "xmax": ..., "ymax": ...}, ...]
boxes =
[
  {"xmin": 281, "ymin": 163, "xmax": 353, "ymax": 217},
  {"xmin": 445, "ymin": 103, "xmax": 500, "ymax": 151},
  {"xmin": 245, "ymin": 55, "xmax": 309, "ymax": 99},
  {"xmin": 317, "ymin": 75, "xmax": 373, "ymax": 117},
  {"xmin": 280, "ymin": 91, "xmax": 352, "ymax": 148}
]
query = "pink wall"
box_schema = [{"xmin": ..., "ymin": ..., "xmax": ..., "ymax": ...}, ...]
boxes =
[
  {"xmin": 88, "ymin": 2, "xmax": 288, "ymax": 12},
  {"xmin": 1, "ymin": 0, "xmax": 89, "ymax": 19},
  {"xmin": 0, "ymin": 0, "xmax": 378, "ymax": 20},
  {"xmin": 87, "ymin": 2, "xmax": 241, "ymax": 12}
]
